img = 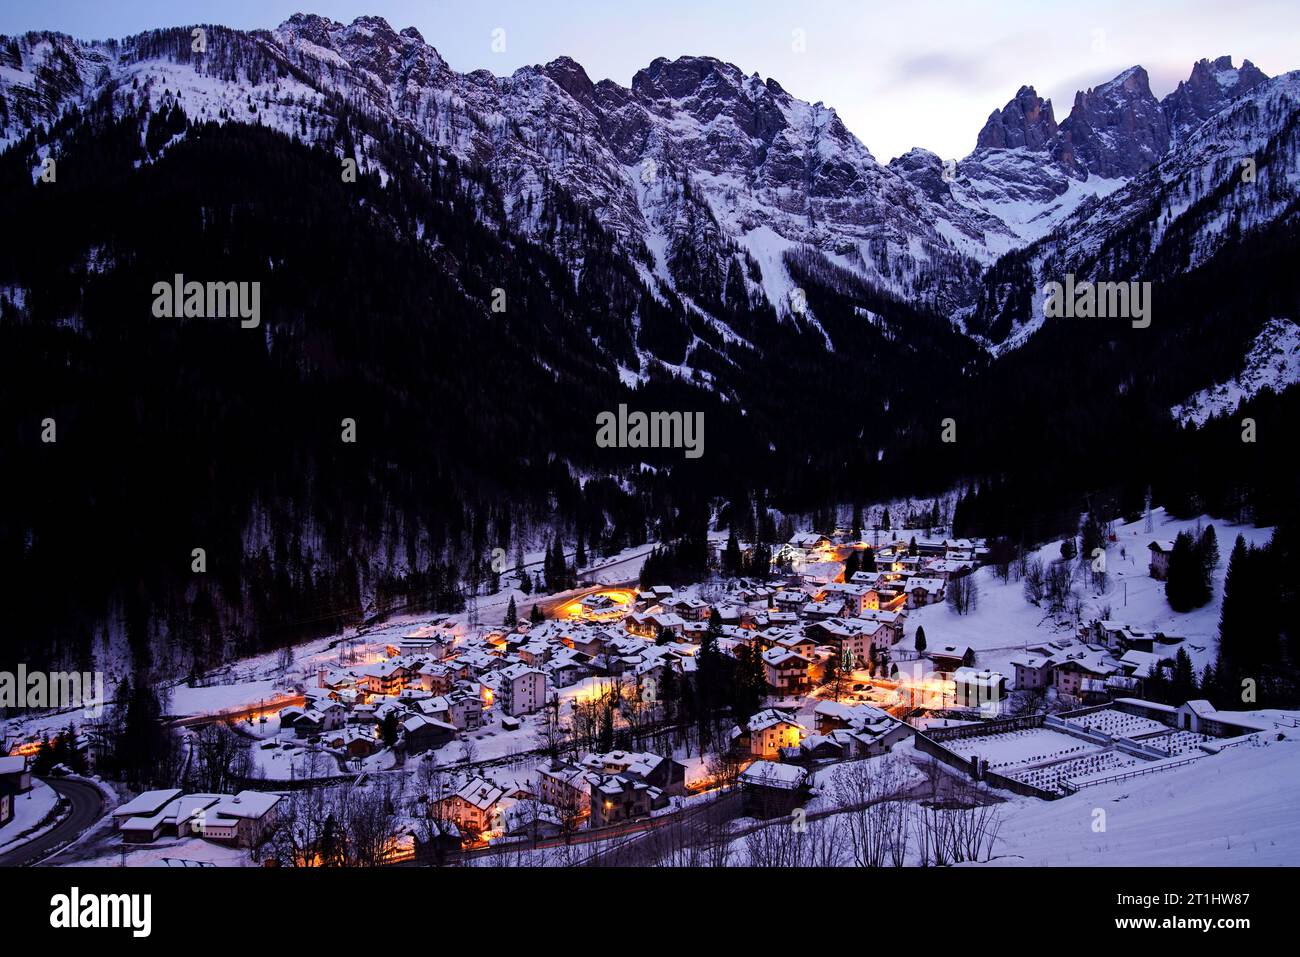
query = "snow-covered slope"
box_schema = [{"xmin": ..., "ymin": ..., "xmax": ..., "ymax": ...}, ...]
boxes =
[
  {"xmin": 982, "ymin": 729, "xmax": 1300, "ymax": 866},
  {"xmin": 964, "ymin": 67, "xmax": 1300, "ymax": 353},
  {"xmin": 1172, "ymin": 318, "xmax": 1300, "ymax": 425}
]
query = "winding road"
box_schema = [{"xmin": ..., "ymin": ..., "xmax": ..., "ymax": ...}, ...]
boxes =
[{"xmin": 0, "ymin": 777, "xmax": 106, "ymax": 867}]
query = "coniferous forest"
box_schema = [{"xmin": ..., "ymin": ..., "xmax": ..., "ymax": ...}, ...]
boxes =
[{"xmin": 0, "ymin": 70, "xmax": 1296, "ymax": 689}]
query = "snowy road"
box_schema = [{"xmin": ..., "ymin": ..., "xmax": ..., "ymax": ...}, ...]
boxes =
[{"xmin": 0, "ymin": 777, "xmax": 105, "ymax": 867}]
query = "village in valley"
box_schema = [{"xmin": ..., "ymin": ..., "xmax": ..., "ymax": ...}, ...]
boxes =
[{"xmin": 5, "ymin": 498, "xmax": 1293, "ymax": 869}]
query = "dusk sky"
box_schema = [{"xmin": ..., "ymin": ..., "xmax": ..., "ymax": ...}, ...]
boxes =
[{"xmin": 4, "ymin": 0, "xmax": 1299, "ymax": 160}]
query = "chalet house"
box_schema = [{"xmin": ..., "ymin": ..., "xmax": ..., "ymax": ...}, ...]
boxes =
[
  {"xmin": 798, "ymin": 721, "xmax": 910, "ymax": 762},
  {"xmin": 536, "ymin": 760, "xmax": 594, "ymax": 816},
  {"xmin": 0, "ymin": 755, "xmax": 31, "ymax": 826},
  {"xmin": 1148, "ymin": 540, "xmax": 1175, "ymax": 580},
  {"xmin": 904, "ymin": 577, "xmax": 947, "ymax": 608},
  {"xmin": 925, "ymin": 644, "xmax": 976, "ymax": 671},
  {"xmin": 337, "ymin": 727, "xmax": 380, "ymax": 759},
  {"xmin": 742, "ymin": 709, "xmax": 805, "ymax": 759},
  {"xmin": 662, "ymin": 596, "xmax": 709, "ymax": 621},
  {"xmin": 546, "ymin": 653, "xmax": 590, "ymax": 689},
  {"xmin": 762, "ymin": 647, "xmax": 812, "ymax": 695},
  {"xmin": 915, "ymin": 539, "xmax": 947, "ymax": 557},
  {"xmin": 805, "ymin": 618, "xmax": 889, "ymax": 669},
  {"xmin": 440, "ymin": 777, "xmax": 505, "ymax": 835},
  {"xmin": 755, "ymin": 611, "xmax": 800, "ymax": 630},
  {"xmin": 953, "ymin": 668, "xmax": 1007, "ymax": 710},
  {"xmin": 516, "ymin": 641, "xmax": 551, "ymax": 667},
  {"xmin": 1051, "ymin": 652, "xmax": 1119, "ymax": 698},
  {"xmin": 445, "ymin": 690, "xmax": 484, "ymax": 730},
  {"xmin": 772, "ymin": 631, "xmax": 818, "ymax": 659},
  {"xmin": 851, "ymin": 608, "xmax": 905, "ymax": 645},
  {"xmin": 774, "ymin": 589, "xmax": 809, "ymax": 613},
  {"xmin": 813, "ymin": 700, "xmax": 890, "ymax": 733},
  {"xmin": 682, "ymin": 621, "xmax": 710, "ymax": 643},
  {"xmin": 400, "ymin": 714, "xmax": 458, "ymax": 754},
  {"xmin": 1093, "ymin": 620, "xmax": 1155, "ymax": 652},
  {"xmin": 837, "ymin": 583, "xmax": 875, "ymax": 616},
  {"xmin": 1118, "ymin": 650, "xmax": 1162, "ymax": 680},
  {"xmin": 588, "ymin": 774, "xmax": 667, "ymax": 827},
  {"xmin": 578, "ymin": 593, "xmax": 625, "ymax": 621},
  {"xmin": 782, "ymin": 532, "xmax": 832, "ymax": 563},
  {"xmin": 740, "ymin": 761, "xmax": 808, "ymax": 818},
  {"xmin": 713, "ymin": 604, "xmax": 743, "ymax": 627},
  {"xmin": 799, "ymin": 561, "xmax": 846, "ymax": 586},
  {"xmin": 416, "ymin": 662, "xmax": 456, "ymax": 696},
  {"xmin": 625, "ymin": 611, "xmax": 686, "ymax": 639},
  {"xmin": 1008, "ymin": 653, "xmax": 1053, "ymax": 692},
  {"xmin": 925, "ymin": 559, "xmax": 974, "ymax": 580},
  {"xmin": 579, "ymin": 749, "xmax": 688, "ymax": 797},
  {"xmin": 558, "ymin": 629, "xmax": 606, "ymax": 658},
  {"xmin": 363, "ymin": 661, "xmax": 409, "ymax": 697},
  {"xmin": 893, "ymin": 555, "xmax": 923, "ymax": 576}
]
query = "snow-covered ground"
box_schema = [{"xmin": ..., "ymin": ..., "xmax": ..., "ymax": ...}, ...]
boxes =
[
  {"xmin": 70, "ymin": 836, "xmax": 254, "ymax": 868},
  {"xmin": 894, "ymin": 507, "xmax": 1275, "ymax": 677},
  {"xmin": 0, "ymin": 779, "xmax": 60, "ymax": 852},
  {"xmin": 979, "ymin": 731, "xmax": 1300, "ymax": 866}
]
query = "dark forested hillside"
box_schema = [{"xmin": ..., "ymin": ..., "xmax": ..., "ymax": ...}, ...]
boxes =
[
  {"xmin": 0, "ymin": 97, "xmax": 979, "ymax": 677},
  {"xmin": 1, "ymin": 32, "xmax": 1297, "ymax": 682}
]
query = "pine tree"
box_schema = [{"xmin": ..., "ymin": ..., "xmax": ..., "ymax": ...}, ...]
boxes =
[
  {"xmin": 1171, "ymin": 647, "xmax": 1197, "ymax": 702},
  {"xmin": 843, "ymin": 549, "xmax": 861, "ymax": 579},
  {"xmin": 529, "ymin": 603, "xmax": 544, "ymax": 625},
  {"xmin": 914, "ymin": 625, "xmax": 927, "ymax": 652},
  {"xmin": 514, "ymin": 540, "xmax": 527, "ymax": 587},
  {"xmin": 503, "ymin": 595, "xmax": 518, "ymax": 628},
  {"xmin": 1166, "ymin": 531, "xmax": 1207, "ymax": 612},
  {"xmin": 1216, "ymin": 535, "xmax": 1250, "ymax": 678},
  {"xmin": 1196, "ymin": 525, "xmax": 1219, "ymax": 603},
  {"xmin": 722, "ymin": 529, "xmax": 742, "ymax": 577}
]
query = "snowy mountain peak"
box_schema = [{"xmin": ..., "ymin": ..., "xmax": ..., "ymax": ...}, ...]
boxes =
[
  {"xmin": 1053, "ymin": 65, "xmax": 1170, "ymax": 178},
  {"xmin": 975, "ymin": 85, "xmax": 1058, "ymax": 151},
  {"xmin": 1162, "ymin": 55, "xmax": 1270, "ymax": 145}
]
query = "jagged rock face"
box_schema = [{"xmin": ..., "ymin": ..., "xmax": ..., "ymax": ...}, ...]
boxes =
[
  {"xmin": 976, "ymin": 86, "xmax": 1058, "ymax": 150},
  {"xmin": 1162, "ymin": 55, "xmax": 1269, "ymax": 144},
  {"xmin": 966, "ymin": 70, "xmax": 1300, "ymax": 351},
  {"xmin": 2, "ymin": 12, "xmax": 1297, "ymax": 354},
  {"xmin": 0, "ymin": 32, "xmax": 110, "ymax": 141},
  {"xmin": 1054, "ymin": 66, "xmax": 1170, "ymax": 178}
]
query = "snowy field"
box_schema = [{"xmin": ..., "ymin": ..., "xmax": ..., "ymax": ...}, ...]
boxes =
[
  {"xmin": 894, "ymin": 508, "xmax": 1275, "ymax": 677},
  {"xmin": 979, "ymin": 733, "xmax": 1300, "ymax": 866},
  {"xmin": 0, "ymin": 779, "xmax": 60, "ymax": 852}
]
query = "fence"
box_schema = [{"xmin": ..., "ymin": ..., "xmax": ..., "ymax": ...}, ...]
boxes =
[{"xmin": 1063, "ymin": 753, "xmax": 1204, "ymax": 790}]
